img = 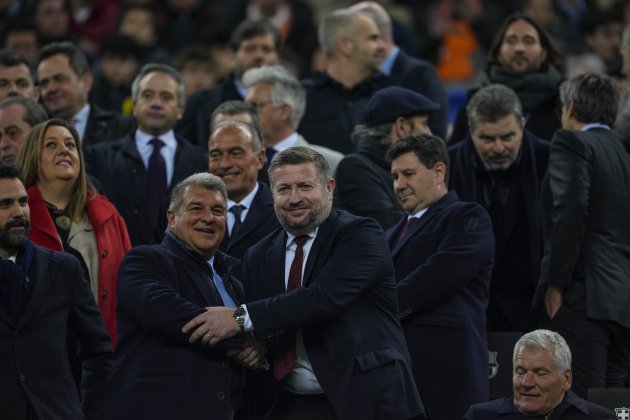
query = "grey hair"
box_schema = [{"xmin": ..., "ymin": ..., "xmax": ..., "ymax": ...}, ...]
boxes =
[
  {"xmin": 467, "ymin": 84, "xmax": 523, "ymax": 129},
  {"xmin": 211, "ymin": 120, "xmax": 263, "ymax": 152},
  {"xmin": 348, "ymin": 1, "xmax": 393, "ymax": 40},
  {"xmin": 318, "ymin": 9, "xmax": 359, "ymax": 57},
  {"xmin": 268, "ymin": 146, "xmax": 331, "ymax": 187},
  {"xmin": 559, "ymin": 72, "xmax": 619, "ymax": 127},
  {"xmin": 242, "ymin": 65, "xmax": 306, "ymax": 128},
  {"xmin": 0, "ymin": 97, "xmax": 48, "ymax": 127},
  {"xmin": 169, "ymin": 172, "xmax": 227, "ymax": 214},
  {"xmin": 131, "ymin": 63, "xmax": 186, "ymax": 107},
  {"xmin": 513, "ymin": 329, "xmax": 572, "ymax": 373}
]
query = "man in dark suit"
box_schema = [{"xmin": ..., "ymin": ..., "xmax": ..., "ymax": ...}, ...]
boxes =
[
  {"xmin": 334, "ymin": 86, "xmax": 440, "ymax": 229},
  {"xmin": 36, "ymin": 42, "xmax": 134, "ymax": 145},
  {"xmin": 463, "ymin": 329, "xmax": 616, "ymax": 419},
  {"xmin": 85, "ymin": 63, "xmax": 208, "ymax": 246},
  {"xmin": 0, "ymin": 163, "xmax": 112, "ymax": 420},
  {"xmin": 177, "ymin": 19, "xmax": 280, "ymax": 148},
  {"xmin": 209, "ymin": 119, "xmax": 279, "ymax": 263},
  {"xmin": 348, "ymin": 2, "xmax": 449, "ymax": 140},
  {"xmin": 108, "ymin": 173, "xmax": 264, "ymax": 420},
  {"xmin": 387, "ymin": 134, "xmax": 494, "ymax": 420},
  {"xmin": 536, "ymin": 72, "xmax": 630, "ymax": 398},
  {"xmin": 181, "ymin": 147, "xmax": 425, "ymax": 420},
  {"xmin": 449, "ymin": 84, "xmax": 550, "ymax": 333}
]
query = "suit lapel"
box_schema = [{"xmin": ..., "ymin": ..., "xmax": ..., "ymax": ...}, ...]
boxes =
[
  {"xmin": 228, "ymin": 184, "xmax": 273, "ymax": 248},
  {"xmin": 19, "ymin": 247, "xmax": 57, "ymax": 327},
  {"xmin": 301, "ymin": 211, "xmax": 339, "ymax": 287},
  {"xmin": 265, "ymin": 230, "xmax": 287, "ymax": 295}
]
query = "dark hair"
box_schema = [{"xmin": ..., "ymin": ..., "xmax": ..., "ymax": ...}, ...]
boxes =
[
  {"xmin": 99, "ymin": 35, "xmax": 143, "ymax": 60},
  {"xmin": 174, "ymin": 45, "xmax": 211, "ymax": 71},
  {"xmin": 0, "ymin": 162, "xmax": 23, "ymax": 182},
  {"xmin": 560, "ymin": 72, "xmax": 619, "ymax": 127},
  {"xmin": 230, "ymin": 19, "xmax": 280, "ymax": 52},
  {"xmin": 36, "ymin": 41, "xmax": 90, "ymax": 77},
  {"xmin": 0, "ymin": 18, "xmax": 41, "ymax": 48},
  {"xmin": 268, "ymin": 146, "xmax": 331, "ymax": 186},
  {"xmin": 210, "ymin": 100, "xmax": 262, "ymax": 141},
  {"xmin": 580, "ymin": 7, "xmax": 622, "ymax": 36},
  {"xmin": 486, "ymin": 13, "xmax": 563, "ymax": 70},
  {"xmin": 0, "ymin": 49, "xmax": 34, "ymax": 82},
  {"xmin": 0, "ymin": 97, "xmax": 48, "ymax": 127},
  {"xmin": 467, "ymin": 84, "xmax": 523, "ymax": 129},
  {"xmin": 386, "ymin": 134, "xmax": 450, "ymax": 184}
]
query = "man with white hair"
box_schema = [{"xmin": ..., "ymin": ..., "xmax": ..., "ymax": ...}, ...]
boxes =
[
  {"xmin": 243, "ymin": 65, "xmax": 343, "ymax": 173},
  {"xmin": 464, "ymin": 329, "xmax": 615, "ymax": 419}
]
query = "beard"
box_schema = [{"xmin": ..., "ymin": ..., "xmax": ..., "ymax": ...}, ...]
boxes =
[
  {"xmin": 0, "ymin": 219, "xmax": 30, "ymax": 251},
  {"xmin": 275, "ymin": 199, "xmax": 330, "ymax": 237}
]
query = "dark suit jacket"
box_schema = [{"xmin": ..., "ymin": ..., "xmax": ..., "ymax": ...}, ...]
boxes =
[
  {"xmin": 220, "ymin": 182, "xmax": 279, "ymax": 263},
  {"xmin": 536, "ymin": 128, "xmax": 630, "ymax": 329},
  {"xmin": 449, "ymin": 131, "xmax": 549, "ymax": 331},
  {"xmin": 0, "ymin": 243, "xmax": 112, "ymax": 420},
  {"xmin": 176, "ymin": 77, "xmax": 242, "ymax": 148},
  {"xmin": 463, "ymin": 391, "xmax": 616, "ymax": 419},
  {"xmin": 107, "ymin": 233, "xmax": 246, "ymax": 420},
  {"xmin": 243, "ymin": 210, "xmax": 425, "ymax": 420},
  {"xmin": 84, "ymin": 132, "xmax": 208, "ymax": 246},
  {"xmin": 333, "ymin": 133, "xmax": 404, "ymax": 229},
  {"xmin": 84, "ymin": 104, "xmax": 135, "ymax": 146},
  {"xmin": 386, "ymin": 49, "xmax": 449, "ymax": 140},
  {"xmin": 387, "ymin": 191, "xmax": 493, "ymax": 420}
]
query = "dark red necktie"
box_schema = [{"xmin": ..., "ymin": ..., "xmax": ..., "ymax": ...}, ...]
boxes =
[
  {"xmin": 397, "ymin": 217, "xmax": 419, "ymax": 244},
  {"xmin": 272, "ymin": 235, "xmax": 309, "ymax": 381}
]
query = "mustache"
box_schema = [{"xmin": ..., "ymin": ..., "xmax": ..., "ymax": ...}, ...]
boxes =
[{"xmin": 5, "ymin": 219, "xmax": 30, "ymax": 229}]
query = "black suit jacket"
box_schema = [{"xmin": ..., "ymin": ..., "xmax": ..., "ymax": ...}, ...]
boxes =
[
  {"xmin": 243, "ymin": 210, "xmax": 425, "ymax": 420},
  {"xmin": 537, "ymin": 128, "xmax": 630, "ymax": 329},
  {"xmin": 84, "ymin": 104, "xmax": 135, "ymax": 146},
  {"xmin": 107, "ymin": 233, "xmax": 245, "ymax": 420},
  {"xmin": 176, "ymin": 77, "xmax": 242, "ymax": 148},
  {"xmin": 220, "ymin": 182, "xmax": 279, "ymax": 262},
  {"xmin": 386, "ymin": 49, "xmax": 449, "ymax": 140},
  {"xmin": 463, "ymin": 391, "xmax": 616, "ymax": 419},
  {"xmin": 0, "ymin": 243, "xmax": 112, "ymax": 420},
  {"xmin": 84, "ymin": 132, "xmax": 208, "ymax": 246},
  {"xmin": 386, "ymin": 191, "xmax": 493, "ymax": 420}
]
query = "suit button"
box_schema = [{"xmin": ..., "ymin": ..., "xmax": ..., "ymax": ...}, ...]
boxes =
[
  {"xmin": 100, "ymin": 290, "xmax": 108, "ymax": 299},
  {"xmin": 222, "ymin": 361, "xmax": 229, "ymax": 368},
  {"xmin": 19, "ymin": 374, "xmax": 26, "ymax": 382},
  {"xmin": 217, "ymin": 392, "xmax": 225, "ymax": 400},
  {"xmin": 132, "ymin": 168, "xmax": 139, "ymax": 175},
  {"xmin": 133, "ymin": 207, "xmax": 140, "ymax": 214},
  {"xmin": 405, "ymin": 308, "xmax": 412, "ymax": 314},
  {"xmin": 101, "ymin": 249, "xmax": 108, "ymax": 258}
]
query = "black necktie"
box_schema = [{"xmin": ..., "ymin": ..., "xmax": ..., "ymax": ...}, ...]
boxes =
[
  {"xmin": 229, "ymin": 204, "xmax": 244, "ymax": 237},
  {"xmin": 147, "ymin": 138, "xmax": 167, "ymax": 222},
  {"xmin": 265, "ymin": 148, "xmax": 277, "ymax": 163}
]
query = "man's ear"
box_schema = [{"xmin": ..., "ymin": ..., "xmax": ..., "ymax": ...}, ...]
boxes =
[
  {"xmin": 166, "ymin": 209, "xmax": 175, "ymax": 228},
  {"xmin": 393, "ymin": 116, "xmax": 408, "ymax": 138},
  {"xmin": 433, "ymin": 161, "xmax": 447, "ymax": 186}
]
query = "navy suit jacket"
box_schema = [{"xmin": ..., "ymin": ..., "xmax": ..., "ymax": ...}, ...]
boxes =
[
  {"xmin": 386, "ymin": 49, "xmax": 449, "ymax": 140},
  {"xmin": 84, "ymin": 104, "xmax": 135, "ymax": 146},
  {"xmin": 0, "ymin": 243, "xmax": 112, "ymax": 420},
  {"xmin": 387, "ymin": 191, "xmax": 493, "ymax": 420},
  {"xmin": 243, "ymin": 210, "xmax": 425, "ymax": 420},
  {"xmin": 107, "ymin": 233, "xmax": 246, "ymax": 420},
  {"xmin": 84, "ymin": 132, "xmax": 208, "ymax": 246},
  {"xmin": 220, "ymin": 182, "xmax": 280, "ymax": 263},
  {"xmin": 463, "ymin": 391, "xmax": 616, "ymax": 419}
]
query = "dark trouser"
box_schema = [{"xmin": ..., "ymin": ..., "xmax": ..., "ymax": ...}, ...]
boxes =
[
  {"xmin": 265, "ymin": 390, "xmax": 337, "ymax": 420},
  {"xmin": 540, "ymin": 295, "xmax": 630, "ymax": 398}
]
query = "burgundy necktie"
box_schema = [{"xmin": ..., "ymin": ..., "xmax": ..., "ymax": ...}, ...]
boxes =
[
  {"xmin": 272, "ymin": 235, "xmax": 309, "ymax": 381},
  {"xmin": 397, "ymin": 217, "xmax": 419, "ymax": 244},
  {"xmin": 147, "ymin": 138, "xmax": 167, "ymax": 223}
]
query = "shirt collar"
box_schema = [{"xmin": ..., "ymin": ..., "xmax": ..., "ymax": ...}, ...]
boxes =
[
  {"xmin": 580, "ymin": 123, "xmax": 611, "ymax": 131},
  {"xmin": 135, "ymin": 129, "xmax": 178, "ymax": 149},
  {"xmin": 380, "ymin": 46, "xmax": 399, "ymax": 76},
  {"xmin": 73, "ymin": 103, "xmax": 90, "ymax": 125},
  {"xmin": 234, "ymin": 79, "xmax": 248, "ymax": 99},
  {"xmin": 410, "ymin": 206, "xmax": 429, "ymax": 220},
  {"xmin": 227, "ymin": 181, "xmax": 259, "ymax": 209},
  {"xmin": 272, "ymin": 132, "xmax": 299, "ymax": 152},
  {"xmin": 286, "ymin": 227, "xmax": 318, "ymax": 249}
]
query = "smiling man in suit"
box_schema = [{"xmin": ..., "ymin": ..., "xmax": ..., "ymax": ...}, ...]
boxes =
[
  {"xmin": 181, "ymin": 146, "xmax": 425, "ymax": 420},
  {"xmin": 387, "ymin": 134, "xmax": 494, "ymax": 420},
  {"xmin": 208, "ymin": 119, "xmax": 280, "ymax": 263}
]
